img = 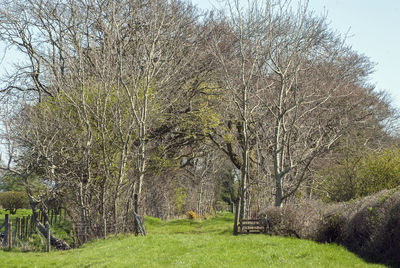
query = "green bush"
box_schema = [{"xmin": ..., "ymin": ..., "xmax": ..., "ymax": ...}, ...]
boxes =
[
  {"xmin": 0, "ymin": 191, "xmax": 30, "ymax": 214},
  {"xmin": 174, "ymin": 187, "xmax": 187, "ymax": 214},
  {"xmin": 316, "ymin": 147, "xmax": 400, "ymax": 202},
  {"xmin": 0, "ymin": 174, "xmax": 25, "ymax": 192},
  {"xmin": 357, "ymin": 147, "xmax": 400, "ymax": 196}
]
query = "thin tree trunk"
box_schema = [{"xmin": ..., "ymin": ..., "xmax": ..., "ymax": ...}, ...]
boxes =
[
  {"xmin": 27, "ymin": 195, "xmax": 70, "ymax": 250},
  {"xmin": 79, "ymin": 182, "xmax": 87, "ymax": 242}
]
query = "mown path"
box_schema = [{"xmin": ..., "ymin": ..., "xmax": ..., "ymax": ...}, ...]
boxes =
[{"xmin": 0, "ymin": 213, "xmax": 386, "ymax": 267}]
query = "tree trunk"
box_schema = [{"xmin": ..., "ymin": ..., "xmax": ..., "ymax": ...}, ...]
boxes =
[
  {"xmin": 79, "ymin": 182, "xmax": 87, "ymax": 242},
  {"xmin": 274, "ymin": 173, "xmax": 283, "ymax": 207},
  {"xmin": 28, "ymin": 196, "xmax": 70, "ymax": 250}
]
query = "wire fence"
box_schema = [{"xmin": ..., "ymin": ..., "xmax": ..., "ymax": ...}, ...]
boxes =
[{"xmin": 0, "ymin": 209, "xmax": 66, "ymax": 249}]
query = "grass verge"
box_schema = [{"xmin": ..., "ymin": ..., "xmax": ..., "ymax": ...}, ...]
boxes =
[{"xmin": 0, "ymin": 212, "xmax": 386, "ymax": 267}]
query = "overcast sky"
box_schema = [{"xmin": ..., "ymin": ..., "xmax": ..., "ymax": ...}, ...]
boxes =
[{"xmin": 192, "ymin": 0, "xmax": 400, "ymax": 109}]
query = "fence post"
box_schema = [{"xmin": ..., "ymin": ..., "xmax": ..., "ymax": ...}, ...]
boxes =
[
  {"xmin": 8, "ymin": 221, "xmax": 12, "ymax": 250},
  {"xmin": 19, "ymin": 217, "xmax": 22, "ymax": 239},
  {"xmin": 22, "ymin": 216, "xmax": 25, "ymax": 238},
  {"xmin": 24, "ymin": 216, "xmax": 28, "ymax": 238},
  {"xmin": 26, "ymin": 216, "xmax": 29, "ymax": 237},
  {"xmin": 50, "ymin": 210, "xmax": 54, "ymax": 226},
  {"xmin": 20, "ymin": 217, "xmax": 23, "ymax": 239},
  {"xmin": 134, "ymin": 194, "xmax": 138, "ymax": 236},
  {"xmin": 72, "ymin": 223, "xmax": 77, "ymax": 247},
  {"xmin": 15, "ymin": 217, "xmax": 19, "ymax": 240},
  {"xmin": 30, "ymin": 214, "xmax": 34, "ymax": 235},
  {"xmin": 46, "ymin": 226, "xmax": 51, "ymax": 252},
  {"xmin": 103, "ymin": 218, "xmax": 107, "ymax": 239},
  {"xmin": 233, "ymin": 200, "xmax": 240, "ymax": 235},
  {"xmin": 12, "ymin": 219, "xmax": 16, "ymax": 245},
  {"xmin": 2, "ymin": 214, "xmax": 9, "ymax": 247}
]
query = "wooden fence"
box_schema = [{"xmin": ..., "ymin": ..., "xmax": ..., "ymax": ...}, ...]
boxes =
[
  {"xmin": 71, "ymin": 212, "xmax": 146, "ymax": 247},
  {"xmin": 0, "ymin": 209, "xmax": 65, "ymax": 250},
  {"xmin": 1, "ymin": 203, "xmax": 145, "ymax": 250}
]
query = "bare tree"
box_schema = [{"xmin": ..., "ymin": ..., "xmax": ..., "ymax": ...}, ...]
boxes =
[
  {"xmin": 208, "ymin": 0, "xmax": 385, "ymax": 209},
  {"xmin": 252, "ymin": 3, "xmax": 380, "ymax": 206},
  {"xmin": 0, "ymin": 96, "xmax": 71, "ymax": 249},
  {"xmin": 0, "ymin": 0, "xmax": 214, "ymax": 243},
  {"xmin": 206, "ymin": 0, "xmax": 274, "ymax": 232}
]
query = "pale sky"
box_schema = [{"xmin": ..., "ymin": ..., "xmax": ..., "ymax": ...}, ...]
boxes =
[
  {"xmin": 192, "ymin": 0, "xmax": 400, "ymax": 109},
  {"xmin": 308, "ymin": 0, "xmax": 400, "ymax": 109}
]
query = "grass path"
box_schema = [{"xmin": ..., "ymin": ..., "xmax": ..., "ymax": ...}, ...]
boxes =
[{"xmin": 0, "ymin": 213, "xmax": 386, "ymax": 267}]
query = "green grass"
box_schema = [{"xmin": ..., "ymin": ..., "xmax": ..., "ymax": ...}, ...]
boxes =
[
  {"xmin": 0, "ymin": 209, "xmax": 73, "ymax": 250},
  {"xmin": 0, "ymin": 209, "xmax": 32, "ymax": 228},
  {"xmin": 0, "ymin": 212, "xmax": 387, "ymax": 267}
]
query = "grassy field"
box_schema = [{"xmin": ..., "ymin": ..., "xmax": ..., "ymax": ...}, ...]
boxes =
[
  {"xmin": 0, "ymin": 209, "xmax": 32, "ymax": 227},
  {"xmin": 0, "ymin": 212, "xmax": 387, "ymax": 267}
]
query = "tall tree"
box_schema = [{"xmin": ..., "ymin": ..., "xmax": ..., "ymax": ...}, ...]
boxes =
[
  {"xmin": 207, "ymin": 0, "xmax": 267, "ymax": 230},
  {"xmin": 208, "ymin": 0, "xmax": 387, "ymax": 209},
  {"xmin": 0, "ymin": 0, "xmax": 211, "ymax": 242}
]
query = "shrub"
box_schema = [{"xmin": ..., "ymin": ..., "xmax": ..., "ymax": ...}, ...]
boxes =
[
  {"xmin": 186, "ymin": 211, "xmax": 197, "ymax": 220},
  {"xmin": 316, "ymin": 147, "xmax": 400, "ymax": 202},
  {"xmin": 174, "ymin": 187, "xmax": 187, "ymax": 214},
  {"xmin": 0, "ymin": 191, "xmax": 30, "ymax": 214},
  {"xmin": 357, "ymin": 148, "xmax": 400, "ymax": 196},
  {"xmin": 264, "ymin": 200, "xmax": 327, "ymax": 240},
  {"xmin": 265, "ymin": 188, "xmax": 400, "ymax": 266},
  {"xmin": 332, "ymin": 188, "xmax": 400, "ymax": 265}
]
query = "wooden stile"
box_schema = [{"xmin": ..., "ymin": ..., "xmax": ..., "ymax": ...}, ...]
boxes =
[{"xmin": 239, "ymin": 218, "xmax": 268, "ymax": 234}]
